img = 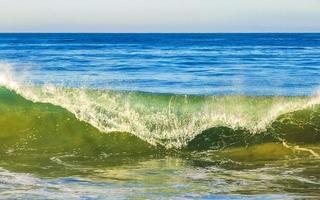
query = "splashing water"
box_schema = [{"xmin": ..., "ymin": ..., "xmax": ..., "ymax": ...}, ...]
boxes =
[{"xmin": 1, "ymin": 63, "xmax": 320, "ymax": 148}]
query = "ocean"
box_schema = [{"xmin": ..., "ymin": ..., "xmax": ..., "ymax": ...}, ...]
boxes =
[{"xmin": 0, "ymin": 33, "xmax": 320, "ymax": 199}]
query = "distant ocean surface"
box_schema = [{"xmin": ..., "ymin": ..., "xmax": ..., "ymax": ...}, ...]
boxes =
[
  {"xmin": 1, "ymin": 34, "xmax": 320, "ymax": 199},
  {"xmin": 1, "ymin": 33, "xmax": 320, "ymax": 95}
]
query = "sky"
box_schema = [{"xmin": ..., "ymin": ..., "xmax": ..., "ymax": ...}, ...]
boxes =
[{"xmin": 0, "ymin": 0, "xmax": 319, "ymax": 33}]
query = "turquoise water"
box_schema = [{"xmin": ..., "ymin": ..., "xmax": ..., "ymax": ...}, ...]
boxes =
[{"xmin": 0, "ymin": 34, "xmax": 320, "ymax": 199}]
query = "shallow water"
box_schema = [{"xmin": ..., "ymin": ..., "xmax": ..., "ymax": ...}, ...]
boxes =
[{"xmin": 0, "ymin": 33, "xmax": 320, "ymax": 199}]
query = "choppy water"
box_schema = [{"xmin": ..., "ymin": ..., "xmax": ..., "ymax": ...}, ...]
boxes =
[{"xmin": 0, "ymin": 33, "xmax": 320, "ymax": 199}]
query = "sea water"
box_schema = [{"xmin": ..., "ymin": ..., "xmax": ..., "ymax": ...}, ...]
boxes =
[{"xmin": 0, "ymin": 33, "xmax": 320, "ymax": 199}]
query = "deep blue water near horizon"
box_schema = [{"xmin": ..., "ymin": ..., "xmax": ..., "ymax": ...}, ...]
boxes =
[{"xmin": 1, "ymin": 33, "xmax": 320, "ymax": 95}]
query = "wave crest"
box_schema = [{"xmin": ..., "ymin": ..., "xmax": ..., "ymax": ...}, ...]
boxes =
[{"xmin": 1, "ymin": 63, "xmax": 320, "ymax": 149}]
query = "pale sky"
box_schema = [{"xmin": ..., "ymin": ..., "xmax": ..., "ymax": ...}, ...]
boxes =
[{"xmin": 0, "ymin": 0, "xmax": 319, "ymax": 32}]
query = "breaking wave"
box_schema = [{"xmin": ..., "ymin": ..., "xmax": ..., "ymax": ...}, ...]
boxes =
[{"xmin": 1, "ymin": 63, "xmax": 320, "ymax": 155}]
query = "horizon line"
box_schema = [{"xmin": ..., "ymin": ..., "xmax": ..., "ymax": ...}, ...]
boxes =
[{"xmin": 0, "ymin": 32, "xmax": 320, "ymax": 34}]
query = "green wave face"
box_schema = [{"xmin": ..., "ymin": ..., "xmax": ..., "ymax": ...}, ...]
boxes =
[
  {"xmin": 0, "ymin": 87, "xmax": 163, "ymax": 175},
  {"xmin": 4, "ymin": 80, "xmax": 320, "ymax": 147},
  {"xmin": 0, "ymin": 87, "xmax": 159, "ymax": 155},
  {"xmin": 1, "ymin": 86, "xmax": 320, "ymax": 195},
  {"xmin": 0, "ymin": 88, "xmax": 162, "ymax": 167},
  {"xmin": 187, "ymin": 106, "xmax": 320, "ymax": 151},
  {"xmin": 1, "ymin": 86, "xmax": 320, "ymax": 153}
]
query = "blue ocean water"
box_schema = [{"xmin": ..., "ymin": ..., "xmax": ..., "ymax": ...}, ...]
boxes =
[{"xmin": 1, "ymin": 33, "xmax": 320, "ymax": 95}]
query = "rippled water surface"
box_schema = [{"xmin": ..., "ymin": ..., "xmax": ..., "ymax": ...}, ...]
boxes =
[{"xmin": 1, "ymin": 33, "xmax": 320, "ymax": 95}]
